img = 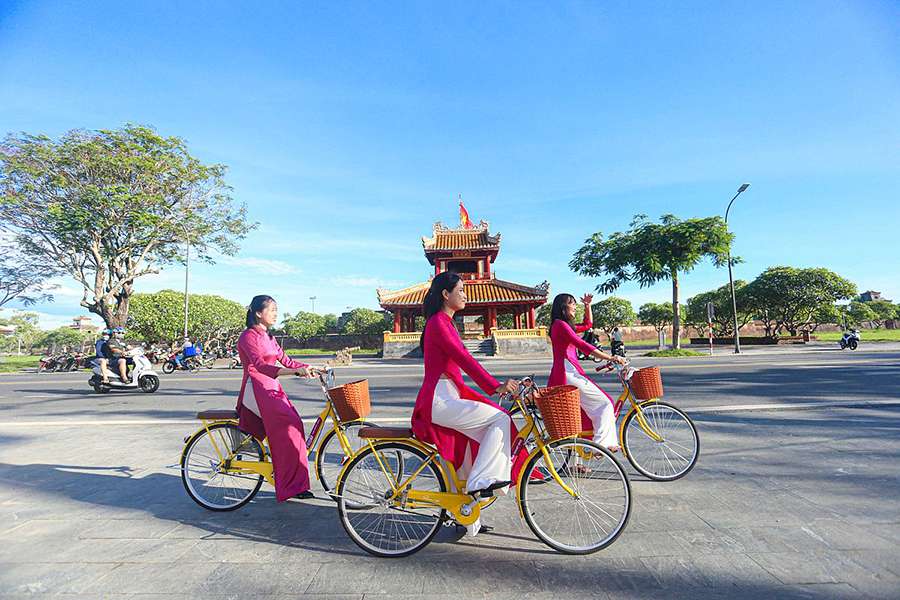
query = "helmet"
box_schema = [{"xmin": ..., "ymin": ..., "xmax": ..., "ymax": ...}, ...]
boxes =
[{"xmin": 113, "ymin": 327, "xmax": 125, "ymax": 334}]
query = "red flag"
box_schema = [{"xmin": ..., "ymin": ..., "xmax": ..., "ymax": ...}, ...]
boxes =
[{"xmin": 459, "ymin": 201, "xmax": 474, "ymax": 229}]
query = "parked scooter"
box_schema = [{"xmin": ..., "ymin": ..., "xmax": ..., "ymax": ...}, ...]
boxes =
[
  {"xmin": 228, "ymin": 349, "xmax": 241, "ymax": 369},
  {"xmin": 38, "ymin": 354, "xmax": 59, "ymax": 373},
  {"xmin": 88, "ymin": 346, "xmax": 160, "ymax": 393},
  {"xmin": 839, "ymin": 329, "xmax": 860, "ymax": 350}
]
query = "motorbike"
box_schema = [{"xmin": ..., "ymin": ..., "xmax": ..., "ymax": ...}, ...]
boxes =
[
  {"xmin": 228, "ymin": 349, "xmax": 241, "ymax": 369},
  {"xmin": 162, "ymin": 350, "xmax": 202, "ymax": 374},
  {"xmin": 839, "ymin": 330, "xmax": 860, "ymax": 350},
  {"xmin": 88, "ymin": 346, "xmax": 160, "ymax": 393},
  {"xmin": 38, "ymin": 354, "xmax": 60, "ymax": 373},
  {"xmin": 611, "ymin": 339, "xmax": 627, "ymax": 357},
  {"xmin": 576, "ymin": 330, "xmax": 601, "ymax": 360}
]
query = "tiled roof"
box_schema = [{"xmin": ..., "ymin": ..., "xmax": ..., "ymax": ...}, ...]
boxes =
[
  {"xmin": 378, "ymin": 279, "xmax": 549, "ymax": 307},
  {"xmin": 422, "ymin": 222, "xmax": 500, "ymax": 252}
]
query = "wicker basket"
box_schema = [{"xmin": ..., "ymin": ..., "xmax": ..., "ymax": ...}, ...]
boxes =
[
  {"xmin": 630, "ymin": 366, "xmax": 664, "ymax": 400},
  {"xmin": 328, "ymin": 379, "xmax": 372, "ymax": 421},
  {"xmin": 534, "ymin": 385, "xmax": 582, "ymax": 440}
]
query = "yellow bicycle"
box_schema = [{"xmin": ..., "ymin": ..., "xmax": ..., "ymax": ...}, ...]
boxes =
[
  {"xmin": 510, "ymin": 361, "xmax": 700, "ymax": 481},
  {"xmin": 180, "ymin": 368, "xmax": 375, "ymax": 511},
  {"xmin": 334, "ymin": 378, "xmax": 632, "ymax": 557}
]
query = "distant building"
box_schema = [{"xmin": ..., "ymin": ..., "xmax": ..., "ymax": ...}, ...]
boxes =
[
  {"xmin": 859, "ymin": 291, "xmax": 891, "ymax": 302},
  {"xmin": 0, "ymin": 325, "xmax": 15, "ymax": 336},
  {"xmin": 69, "ymin": 316, "xmax": 100, "ymax": 332}
]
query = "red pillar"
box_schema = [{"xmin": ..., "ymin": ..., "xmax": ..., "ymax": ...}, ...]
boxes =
[
  {"xmin": 514, "ymin": 310, "xmax": 522, "ymax": 329},
  {"xmin": 482, "ymin": 310, "xmax": 491, "ymax": 336},
  {"xmin": 527, "ymin": 306, "xmax": 536, "ymax": 329},
  {"xmin": 393, "ymin": 311, "xmax": 401, "ymax": 333},
  {"xmin": 489, "ymin": 307, "xmax": 498, "ymax": 331}
]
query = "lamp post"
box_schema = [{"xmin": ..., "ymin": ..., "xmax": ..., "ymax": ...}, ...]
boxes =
[
  {"xmin": 309, "ymin": 296, "xmax": 317, "ymax": 314},
  {"xmin": 182, "ymin": 226, "xmax": 191, "ymax": 339},
  {"xmin": 725, "ymin": 183, "xmax": 750, "ymax": 354}
]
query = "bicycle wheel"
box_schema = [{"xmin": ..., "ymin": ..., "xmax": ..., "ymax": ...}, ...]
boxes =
[
  {"xmin": 315, "ymin": 420, "xmax": 377, "ymax": 496},
  {"xmin": 621, "ymin": 400, "xmax": 699, "ymax": 481},
  {"xmin": 519, "ymin": 438, "xmax": 631, "ymax": 554},
  {"xmin": 337, "ymin": 441, "xmax": 447, "ymax": 558},
  {"xmin": 181, "ymin": 423, "xmax": 265, "ymax": 511}
]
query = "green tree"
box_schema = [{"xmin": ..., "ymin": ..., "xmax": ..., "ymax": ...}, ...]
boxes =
[
  {"xmin": 742, "ymin": 267, "xmax": 857, "ymax": 336},
  {"xmin": 127, "ymin": 290, "xmax": 244, "ymax": 345},
  {"xmin": 342, "ymin": 308, "xmax": 387, "ymax": 335},
  {"xmin": 810, "ymin": 303, "xmax": 842, "ymax": 332},
  {"xmin": 36, "ymin": 327, "xmax": 93, "ymax": 353},
  {"xmin": 846, "ymin": 300, "xmax": 877, "ymax": 328},
  {"xmin": 322, "ymin": 313, "xmax": 338, "ymax": 333},
  {"xmin": 590, "ymin": 297, "xmax": 636, "ymax": 339},
  {"xmin": 685, "ymin": 281, "xmax": 754, "ymax": 337},
  {"xmin": 0, "ymin": 125, "xmax": 255, "ymax": 328},
  {"xmin": 637, "ymin": 302, "xmax": 674, "ymax": 334},
  {"xmin": 0, "ymin": 311, "xmax": 41, "ymax": 352},
  {"xmin": 864, "ymin": 300, "xmax": 896, "ymax": 328},
  {"xmin": 0, "ymin": 243, "xmax": 57, "ymax": 308},
  {"xmin": 536, "ymin": 302, "xmax": 585, "ymax": 327},
  {"xmin": 570, "ymin": 214, "xmax": 733, "ymax": 348},
  {"xmin": 282, "ymin": 311, "xmax": 327, "ymax": 341}
]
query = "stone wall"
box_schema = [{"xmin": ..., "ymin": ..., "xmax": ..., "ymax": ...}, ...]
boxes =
[
  {"xmin": 279, "ymin": 333, "xmax": 383, "ymax": 351},
  {"xmin": 492, "ymin": 336, "xmax": 550, "ymax": 356},
  {"xmin": 382, "ymin": 340, "xmax": 423, "ymax": 359}
]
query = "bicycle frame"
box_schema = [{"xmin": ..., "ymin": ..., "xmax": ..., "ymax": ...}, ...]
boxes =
[
  {"xmin": 190, "ymin": 370, "xmax": 363, "ymax": 487},
  {"xmin": 609, "ymin": 369, "xmax": 665, "ymax": 446},
  {"xmin": 348, "ymin": 380, "xmax": 579, "ymax": 526}
]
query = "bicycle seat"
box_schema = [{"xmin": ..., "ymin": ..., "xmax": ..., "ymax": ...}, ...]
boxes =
[
  {"xmin": 358, "ymin": 426, "xmax": 413, "ymax": 439},
  {"xmin": 196, "ymin": 409, "xmax": 238, "ymax": 420}
]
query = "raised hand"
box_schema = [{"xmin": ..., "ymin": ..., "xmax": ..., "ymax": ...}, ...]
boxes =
[{"xmin": 581, "ymin": 293, "xmax": 593, "ymax": 305}]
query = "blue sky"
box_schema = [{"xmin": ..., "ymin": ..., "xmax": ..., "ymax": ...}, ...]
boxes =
[{"xmin": 1, "ymin": 1, "xmax": 898, "ymax": 328}]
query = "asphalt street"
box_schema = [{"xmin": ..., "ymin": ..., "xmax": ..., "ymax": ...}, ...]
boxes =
[{"xmin": 0, "ymin": 344, "xmax": 898, "ymax": 598}]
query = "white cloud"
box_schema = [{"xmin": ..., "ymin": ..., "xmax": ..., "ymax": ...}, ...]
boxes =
[{"xmin": 217, "ymin": 256, "xmax": 299, "ymax": 275}]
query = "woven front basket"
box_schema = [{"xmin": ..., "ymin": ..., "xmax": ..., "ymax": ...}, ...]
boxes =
[
  {"xmin": 630, "ymin": 366, "xmax": 664, "ymax": 400},
  {"xmin": 534, "ymin": 385, "xmax": 582, "ymax": 440},
  {"xmin": 328, "ymin": 379, "xmax": 372, "ymax": 422}
]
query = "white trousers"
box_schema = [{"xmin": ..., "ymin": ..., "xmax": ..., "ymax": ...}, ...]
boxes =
[
  {"xmin": 431, "ymin": 379, "xmax": 512, "ymax": 495},
  {"xmin": 564, "ymin": 360, "xmax": 619, "ymax": 448}
]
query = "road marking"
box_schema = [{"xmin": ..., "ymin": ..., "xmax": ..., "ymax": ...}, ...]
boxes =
[{"xmin": 3, "ymin": 398, "xmax": 899, "ymax": 428}]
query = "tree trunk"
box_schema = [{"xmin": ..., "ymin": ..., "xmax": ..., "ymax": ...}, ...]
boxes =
[{"xmin": 671, "ymin": 270, "xmax": 681, "ymax": 349}]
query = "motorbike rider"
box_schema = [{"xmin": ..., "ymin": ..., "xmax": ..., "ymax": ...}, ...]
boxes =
[
  {"xmin": 105, "ymin": 327, "xmax": 131, "ymax": 383},
  {"xmin": 611, "ymin": 326, "xmax": 625, "ymax": 356},
  {"xmin": 175, "ymin": 336, "xmax": 196, "ymax": 369}
]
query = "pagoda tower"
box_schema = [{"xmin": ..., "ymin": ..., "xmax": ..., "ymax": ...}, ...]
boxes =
[{"xmin": 377, "ymin": 217, "xmax": 549, "ymax": 338}]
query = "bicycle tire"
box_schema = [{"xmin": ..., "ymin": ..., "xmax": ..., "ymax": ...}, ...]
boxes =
[
  {"xmin": 337, "ymin": 441, "xmax": 447, "ymax": 558},
  {"xmin": 621, "ymin": 400, "xmax": 699, "ymax": 481},
  {"xmin": 519, "ymin": 437, "xmax": 631, "ymax": 554},
  {"xmin": 181, "ymin": 422, "xmax": 265, "ymax": 511},
  {"xmin": 315, "ymin": 420, "xmax": 377, "ymax": 496}
]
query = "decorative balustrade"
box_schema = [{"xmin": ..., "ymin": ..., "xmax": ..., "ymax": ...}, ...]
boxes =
[
  {"xmin": 490, "ymin": 327, "xmax": 548, "ymax": 339},
  {"xmin": 383, "ymin": 331, "xmax": 422, "ymax": 343}
]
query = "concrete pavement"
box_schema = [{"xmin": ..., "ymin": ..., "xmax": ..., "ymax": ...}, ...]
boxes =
[{"xmin": 0, "ymin": 349, "xmax": 898, "ymax": 598}]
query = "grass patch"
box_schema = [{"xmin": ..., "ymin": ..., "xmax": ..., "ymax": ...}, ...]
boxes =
[
  {"xmin": 0, "ymin": 355, "xmax": 41, "ymax": 373},
  {"xmin": 643, "ymin": 348, "xmax": 706, "ymax": 358},
  {"xmin": 812, "ymin": 329, "xmax": 900, "ymax": 342}
]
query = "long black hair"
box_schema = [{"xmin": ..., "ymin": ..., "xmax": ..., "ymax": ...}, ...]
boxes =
[
  {"xmin": 550, "ymin": 293, "xmax": 577, "ymax": 327},
  {"xmin": 419, "ymin": 271, "xmax": 463, "ymax": 354},
  {"xmin": 246, "ymin": 295, "xmax": 276, "ymax": 336}
]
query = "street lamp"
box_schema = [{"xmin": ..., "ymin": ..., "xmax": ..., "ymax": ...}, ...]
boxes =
[
  {"xmin": 725, "ymin": 183, "xmax": 751, "ymax": 354},
  {"xmin": 309, "ymin": 296, "xmax": 317, "ymax": 314},
  {"xmin": 181, "ymin": 225, "xmax": 191, "ymax": 339}
]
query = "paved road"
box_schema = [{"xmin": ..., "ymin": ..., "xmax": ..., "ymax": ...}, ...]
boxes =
[{"xmin": 0, "ymin": 347, "xmax": 899, "ymax": 598}]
